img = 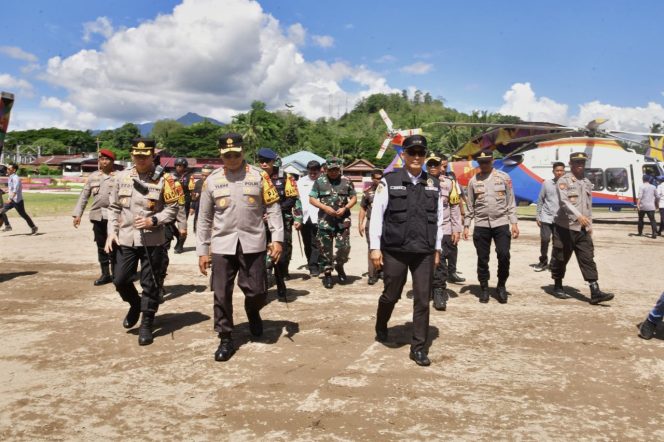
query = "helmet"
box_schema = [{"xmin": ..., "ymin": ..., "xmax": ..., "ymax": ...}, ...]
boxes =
[{"xmin": 174, "ymin": 157, "xmax": 188, "ymax": 167}]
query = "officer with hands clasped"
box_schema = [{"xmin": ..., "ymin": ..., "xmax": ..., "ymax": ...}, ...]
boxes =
[
  {"xmin": 196, "ymin": 133, "xmax": 284, "ymax": 362},
  {"xmin": 104, "ymin": 138, "xmax": 180, "ymax": 346},
  {"xmin": 370, "ymin": 135, "xmax": 445, "ymax": 367},
  {"xmin": 463, "ymin": 150, "xmax": 519, "ymax": 304}
]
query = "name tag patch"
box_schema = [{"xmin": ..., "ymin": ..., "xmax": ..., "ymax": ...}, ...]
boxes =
[{"xmin": 389, "ymin": 186, "xmax": 406, "ymax": 190}]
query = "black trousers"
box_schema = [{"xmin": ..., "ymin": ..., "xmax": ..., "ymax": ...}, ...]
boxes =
[
  {"xmin": 443, "ymin": 236, "xmax": 458, "ymax": 274},
  {"xmin": 550, "ymin": 226, "xmax": 598, "ymax": 281},
  {"xmin": 660, "ymin": 209, "xmax": 664, "ymax": 234},
  {"xmin": 1, "ymin": 200, "xmax": 35, "ymax": 228},
  {"xmin": 433, "ymin": 235, "xmax": 451, "ymax": 289},
  {"xmin": 211, "ymin": 244, "xmax": 267, "ymax": 334},
  {"xmin": 113, "ymin": 245, "xmax": 163, "ymax": 313},
  {"xmin": 376, "ymin": 249, "xmax": 433, "ymax": 353},
  {"xmin": 301, "ymin": 219, "xmax": 320, "ymax": 272},
  {"xmin": 539, "ymin": 222, "xmax": 554, "ymax": 265},
  {"xmin": 638, "ymin": 210, "xmax": 657, "ymax": 235},
  {"xmin": 472, "ymin": 225, "xmax": 511, "ymax": 284},
  {"xmin": 92, "ymin": 220, "xmax": 114, "ymax": 267}
]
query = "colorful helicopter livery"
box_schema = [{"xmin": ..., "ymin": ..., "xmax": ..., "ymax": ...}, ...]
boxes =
[{"xmin": 376, "ymin": 110, "xmax": 664, "ymax": 208}]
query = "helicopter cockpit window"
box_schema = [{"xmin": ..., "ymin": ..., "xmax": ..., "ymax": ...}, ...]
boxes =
[
  {"xmin": 642, "ymin": 164, "xmax": 658, "ymax": 178},
  {"xmin": 605, "ymin": 168, "xmax": 628, "ymax": 192},
  {"xmin": 584, "ymin": 168, "xmax": 604, "ymax": 191}
]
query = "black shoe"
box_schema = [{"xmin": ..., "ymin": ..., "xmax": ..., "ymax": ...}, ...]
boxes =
[
  {"xmin": 409, "ymin": 350, "xmax": 431, "ymax": 366},
  {"xmin": 94, "ymin": 274, "xmax": 113, "ymax": 286},
  {"xmin": 652, "ymin": 234, "xmax": 657, "ymax": 239},
  {"xmin": 433, "ymin": 288, "xmax": 448, "ymax": 311},
  {"xmin": 323, "ymin": 272, "xmax": 333, "ymax": 289},
  {"xmin": 138, "ymin": 314, "xmax": 154, "ymax": 346},
  {"xmin": 214, "ymin": 338, "xmax": 236, "ymax": 361},
  {"xmin": 552, "ymin": 279, "xmax": 570, "ymax": 299},
  {"xmin": 173, "ymin": 246, "xmax": 184, "ymax": 254},
  {"xmin": 448, "ymin": 272, "xmax": 466, "ymax": 284},
  {"xmin": 30, "ymin": 226, "xmax": 38, "ymax": 235},
  {"xmin": 639, "ymin": 319, "xmax": 657, "ymax": 340},
  {"xmin": 310, "ymin": 268, "xmax": 320, "ymax": 277},
  {"xmin": 375, "ymin": 327, "xmax": 388, "ymax": 343},
  {"xmin": 123, "ymin": 303, "xmax": 141, "ymax": 329},
  {"xmin": 335, "ymin": 264, "xmax": 347, "ymax": 283},
  {"xmin": 368, "ymin": 276, "xmax": 378, "ymax": 285},
  {"xmin": 589, "ymin": 282, "xmax": 614, "ymax": 305},
  {"xmin": 496, "ymin": 285, "xmax": 508, "ymax": 304},
  {"xmin": 479, "ymin": 283, "xmax": 490, "ymax": 303},
  {"xmin": 277, "ymin": 287, "xmax": 288, "ymax": 301},
  {"xmin": 247, "ymin": 310, "xmax": 263, "ymax": 337},
  {"xmin": 533, "ymin": 262, "xmax": 548, "ymax": 272}
]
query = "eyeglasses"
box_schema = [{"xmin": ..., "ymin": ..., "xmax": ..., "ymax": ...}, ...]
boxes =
[
  {"xmin": 426, "ymin": 161, "xmax": 441, "ymax": 167},
  {"xmin": 222, "ymin": 152, "xmax": 242, "ymax": 160},
  {"xmin": 258, "ymin": 157, "xmax": 274, "ymax": 163},
  {"xmin": 405, "ymin": 150, "xmax": 427, "ymax": 158}
]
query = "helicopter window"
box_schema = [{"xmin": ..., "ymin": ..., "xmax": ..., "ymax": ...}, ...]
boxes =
[
  {"xmin": 584, "ymin": 168, "xmax": 604, "ymax": 191},
  {"xmin": 642, "ymin": 164, "xmax": 658, "ymax": 178},
  {"xmin": 605, "ymin": 168, "xmax": 628, "ymax": 192}
]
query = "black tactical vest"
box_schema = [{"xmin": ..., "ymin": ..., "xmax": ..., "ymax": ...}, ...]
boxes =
[
  {"xmin": 271, "ymin": 170, "xmax": 295, "ymax": 211},
  {"xmin": 382, "ymin": 168, "xmax": 439, "ymax": 254}
]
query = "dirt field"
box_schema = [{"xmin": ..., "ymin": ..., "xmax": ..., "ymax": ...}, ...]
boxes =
[{"xmin": 1, "ymin": 215, "xmax": 663, "ymax": 440}]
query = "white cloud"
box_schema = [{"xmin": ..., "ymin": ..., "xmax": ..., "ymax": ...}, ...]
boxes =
[
  {"xmin": 400, "ymin": 62, "xmax": 433, "ymax": 75},
  {"xmin": 0, "ymin": 46, "xmax": 38, "ymax": 63},
  {"xmin": 39, "ymin": 97, "xmax": 99, "ymax": 129},
  {"xmin": 82, "ymin": 17, "xmax": 114, "ymax": 42},
  {"xmin": 375, "ymin": 54, "xmax": 397, "ymax": 64},
  {"xmin": 498, "ymin": 82, "xmax": 664, "ymax": 132},
  {"xmin": 43, "ymin": 0, "xmax": 395, "ymax": 126},
  {"xmin": 0, "ymin": 73, "xmax": 34, "ymax": 96},
  {"xmin": 312, "ymin": 34, "xmax": 335, "ymax": 48}
]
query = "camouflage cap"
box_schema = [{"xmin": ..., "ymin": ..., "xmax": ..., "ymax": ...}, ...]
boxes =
[{"xmin": 325, "ymin": 156, "xmax": 342, "ymax": 169}]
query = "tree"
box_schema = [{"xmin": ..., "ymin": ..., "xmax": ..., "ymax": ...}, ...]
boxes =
[
  {"xmin": 150, "ymin": 119, "xmax": 184, "ymax": 146},
  {"xmin": 31, "ymin": 137, "xmax": 67, "ymax": 155}
]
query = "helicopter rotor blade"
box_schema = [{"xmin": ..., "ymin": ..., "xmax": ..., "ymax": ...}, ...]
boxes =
[
  {"xmin": 502, "ymin": 131, "xmax": 582, "ymax": 145},
  {"xmin": 425, "ymin": 121, "xmax": 576, "ymax": 131},
  {"xmin": 378, "ymin": 109, "xmax": 394, "ymax": 133},
  {"xmin": 376, "ymin": 137, "xmax": 392, "ymax": 159}
]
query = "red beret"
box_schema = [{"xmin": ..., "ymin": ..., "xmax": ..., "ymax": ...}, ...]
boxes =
[{"xmin": 99, "ymin": 149, "xmax": 115, "ymax": 161}]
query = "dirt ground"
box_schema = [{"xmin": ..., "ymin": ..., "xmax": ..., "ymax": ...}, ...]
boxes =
[{"xmin": 1, "ymin": 214, "xmax": 663, "ymax": 440}]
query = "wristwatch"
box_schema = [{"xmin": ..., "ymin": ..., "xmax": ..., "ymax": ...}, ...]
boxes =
[{"xmin": 151, "ymin": 216, "xmax": 158, "ymax": 227}]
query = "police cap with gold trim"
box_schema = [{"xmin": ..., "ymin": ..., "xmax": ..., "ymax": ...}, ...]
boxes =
[
  {"xmin": 131, "ymin": 138, "xmax": 156, "ymax": 156},
  {"xmin": 219, "ymin": 132, "xmax": 243, "ymax": 154},
  {"xmin": 569, "ymin": 151, "xmax": 589, "ymax": 162},
  {"xmin": 476, "ymin": 149, "xmax": 494, "ymax": 162}
]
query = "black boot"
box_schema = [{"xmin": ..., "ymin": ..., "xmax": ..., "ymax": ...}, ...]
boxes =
[
  {"xmin": 323, "ymin": 271, "xmax": 333, "ymax": 289},
  {"xmin": 552, "ymin": 279, "xmax": 570, "ymax": 299},
  {"xmin": 123, "ymin": 300, "xmax": 141, "ymax": 329},
  {"xmin": 247, "ymin": 310, "xmax": 263, "ymax": 337},
  {"xmin": 138, "ymin": 313, "xmax": 155, "ymax": 346},
  {"xmin": 496, "ymin": 283, "xmax": 508, "ymax": 304},
  {"xmin": 589, "ymin": 281, "xmax": 614, "ymax": 305},
  {"xmin": 639, "ymin": 319, "xmax": 656, "ymax": 339},
  {"xmin": 215, "ymin": 333, "xmax": 236, "ymax": 361},
  {"xmin": 94, "ymin": 263, "xmax": 113, "ymax": 286},
  {"xmin": 275, "ymin": 263, "xmax": 288, "ymax": 300},
  {"xmin": 433, "ymin": 287, "xmax": 448, "ymax": 311},
  {"xmin": 448, "ymin": 272, "xmax": 465, "ymax": 284},
  {"xmin": 335, "ymin": 263, "xmax": 347, "ymax": 283},
  {"xmin": 173, "ymin": 237, "xmax": 185, "ymax": 254},
  {"xmin": 479, "ymin": 282, "xmax": 490, "ymax": 303},
  {"xmin": 368, "ymin": 275, "xmax": 378, "ymax": 285},
  {"xmin": 375, "ymin": 301, "xmax": 394, "ymax": 342}
]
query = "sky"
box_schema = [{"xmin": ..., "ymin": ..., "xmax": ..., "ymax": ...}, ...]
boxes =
[{"xmin": 2, "ymin": 0, "xmax": 664, "ymax": 132}]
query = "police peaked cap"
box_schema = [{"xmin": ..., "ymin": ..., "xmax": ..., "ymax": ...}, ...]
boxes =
[
  {"xmin": 403, "ymin": 134, "xmax": 428, "ymax": 150},
  {"xmin": 476, "ymin": 150, "xmax": 494, "ymax": 162},
  {"xmin": 219, "ymin": 133, "xmax": 243, "ymax": 154},
  {"xmin": 569, "ymin": 151, "xmax": 589, "ymax": 161},
  {"xmin": 131, "ymin": 138, "xmax": 156, "ymax": 155}
]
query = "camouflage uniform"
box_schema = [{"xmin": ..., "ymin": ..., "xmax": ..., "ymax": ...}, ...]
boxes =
[{"xmin": 310, "ymin": 172, "xmax": 356, "ymax": 272}]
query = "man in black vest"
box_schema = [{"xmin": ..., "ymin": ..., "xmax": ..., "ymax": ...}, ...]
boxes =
[{"xmin": 369, "ymin": 135, "xmax": 443, "ymax": 367}]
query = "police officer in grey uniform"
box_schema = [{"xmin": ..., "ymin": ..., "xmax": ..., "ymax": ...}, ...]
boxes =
[
  {"xmin": 636, "ymin": 175, "xmax": 658, "ymax": 238},
  {"xmin": 550, "ymin": 152, "xmax": 614, "ymax": 304},
  {"xmin": 72, "ymin": 149, "xmax": 117, "ymax": 286},
  {"xmin": 197, "ymin": 133, "xmax": 284, "ymax": 362},
  {"xmin": 105, "ymin": 138, "xmax": 180, "ymax": 346},
  {"xmin": 463, "ymin": 150, "xmax": 519, "ymax": 304},
  {"xmin": 370, "ymin": 135, "xmax": 445, "ymax": 367}
]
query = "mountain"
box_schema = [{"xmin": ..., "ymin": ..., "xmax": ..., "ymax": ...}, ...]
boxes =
[{"xmin": 136, "ymin": 112, "xmax": 224, "ymax": 136}]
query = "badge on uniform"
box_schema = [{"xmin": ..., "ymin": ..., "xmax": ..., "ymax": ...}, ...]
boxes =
[
  {"xmin": 559, "ymin": 183, "xmax": 567, "ymax": 190},
  {"xmin": 147, "ymin": 200, "xmax": 156, "ymax": 210},
  {"xmin": 427, "ymin": 178, "xmax": 433, "ymax": 187},
  {"xmin": 248, "ymin": 196, "xmax": 255, "ymax": 204},
  {"xmin": 218, "ymin": 199, "xmax": 227, "ymax": 208}
]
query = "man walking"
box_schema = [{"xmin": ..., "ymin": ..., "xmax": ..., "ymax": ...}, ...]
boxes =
[
  {"xmin": 297, "ymin": 160, "xmax": 322, "ymax": 277},
  {"xmin": 0, "ymin": 163, "xmax": 37, "ymax": 234},
  {"xmin": 636, "ymin": 175, "xmax": 658, "ymax": 239},
  {"xmin": 534, "ymin": 162, "xmax": 566, "ymax": 271},
  {"xmin": 358, "ymin": 168, "xmax": 383, "ymax": 285}
]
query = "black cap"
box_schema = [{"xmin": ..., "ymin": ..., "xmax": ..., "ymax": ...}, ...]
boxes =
[
  {"xmin": 476, "ymin": 150, "xmax": 494, "ymax": 162},
  {"xmin": 219, "ymin": 133, "xmax": 243, "ymax": 154},
  {"xmin": 257, "ymin": 147, "xmax": 278, "ymax": 160},
  {"xmin": 569, "ymin": 151, "xmax": 588, "ymax": 161},
  {"xmin": 403, "ymin": 134, "xmax": 428, "ymax": 150},
  {"xmin": 174, "ymin": 157, "xmax": 188, "ymax": 167}
]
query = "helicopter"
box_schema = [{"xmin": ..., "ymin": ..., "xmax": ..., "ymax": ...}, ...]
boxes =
[{"xmin": 376, "ymin": 109, "xmax": 664, "ymax": 207}]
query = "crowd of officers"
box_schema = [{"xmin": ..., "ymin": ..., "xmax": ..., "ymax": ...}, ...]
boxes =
[{"xmin": 72, "ymin": 132, "xmax": 658, "ymax": 367}]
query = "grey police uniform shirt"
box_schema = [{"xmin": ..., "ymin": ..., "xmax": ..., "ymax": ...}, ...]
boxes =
[
  {"xmin": 555, "ymin": 171, "xmax": 592, "ymax": 232},
  {"xmin": 439, "ymin": 175, "xmax": 463, "ymax": 235},
  {"xmin": 638, "ymin": 182, "xmax": 657, "ymax": 211},
  {"xmin": 107, "ymin": 167, "xmax": 179, "ymax": 247},
  {"xmin": 464, "ymin": 169, "xmax": 518, "ymax": 228},
  {"xmin": 536, "ymin": 178, "xmax": 560, "ymax": 225},
  {"xmin": 72, "ymin": 170, "xmax": 115, "ymax": 221},
  {"xmin": 196, "ymin": 163, "xmax": 284, "ymax": 256}
]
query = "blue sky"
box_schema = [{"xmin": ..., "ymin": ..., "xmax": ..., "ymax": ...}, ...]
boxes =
[{"xmin": 2, "ymin": 0, "xmax": 663, "ymax": 131}]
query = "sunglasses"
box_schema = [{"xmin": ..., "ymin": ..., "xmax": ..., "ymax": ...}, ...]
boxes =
[
  {"xmin": 258, "ymin": 157, "xmax": 274, "ymax": 163},
  {"xmin": 405, "ymin": 149, "xmax": 427, "ymax": 158},
  {"xmin": 426, "ymin": 161, "xmax": 441, "ymax": 167},
  {"xmin": 222, "ymin": 152, "xmax": 242, "ymax": 160}
]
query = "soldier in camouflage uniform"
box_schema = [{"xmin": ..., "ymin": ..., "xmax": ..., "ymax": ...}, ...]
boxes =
[
  {"xmin": 257, "ymin": 148, "xmax": 303, "ymax": 299},
  {"xmin": 309, "ymin": 157, "xmax": 357, "ymax": 289},
  {"xmin": 358, "ymin": 168, "xmax": 383, "ymax": 285}
]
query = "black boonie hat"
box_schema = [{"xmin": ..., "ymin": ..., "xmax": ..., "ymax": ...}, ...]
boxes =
[
  {"xmin": 570, "ymin": 151, "xmax": 588, "ymax": 161},
  {"xmin": 403, "ymin": 134, "xmax": 428, "ymax": 150},
  {"xmin": 219, "ymin": 133, "xmax": 243, "ymax": 154},
  {"xmin": 476, "ymin": 150, "xmax": 494, "ymax": 162},
  {"xmin": 131, "ymin": 138, "xmax": 156, "ymax": 156}
]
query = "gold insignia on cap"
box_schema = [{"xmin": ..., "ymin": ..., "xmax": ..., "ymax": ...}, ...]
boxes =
[
  {"xmin": 138, "ymin": 142, "xmax": 145, "ymax": 148},
  {"xmin": 226, "ymin": 138, "xmax": 234, "ymax": 145}
]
